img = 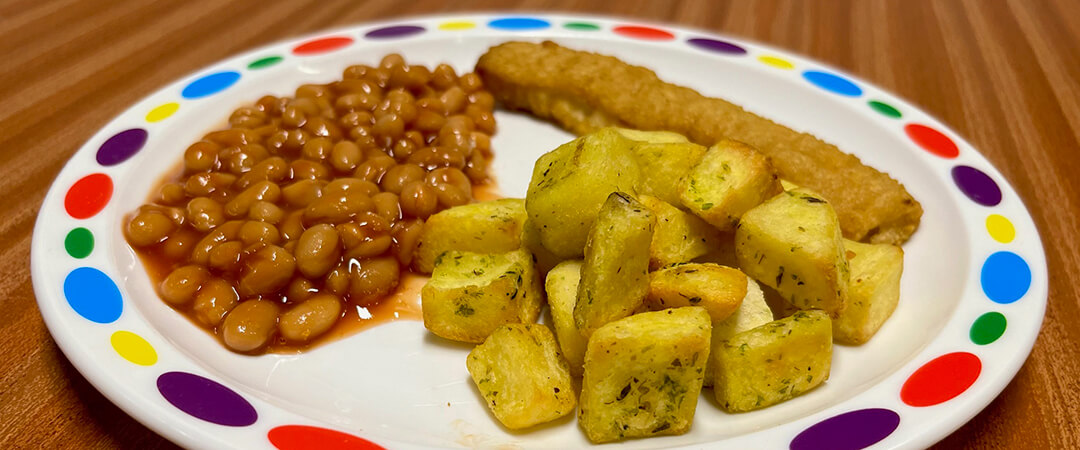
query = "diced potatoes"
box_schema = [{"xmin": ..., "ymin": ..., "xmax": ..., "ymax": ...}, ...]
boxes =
[
  {"xmin": 705, "ymin": 278, "xmax": 773, "ymax": 386},
  {"xmin": 421, "ymin": 249, "xmax": 543, "ymax": 343},
  {"xmin": 646, "ymin": 263, "xmax": 747, "ymax": 322},
  {"xmin": 413, "ymin": 198, "xmax": 527, "ymax": 273},
  {"xmin": 574, "ymin": 192, "xmax": 655, "ymax": 338},
  {"xmin": 833, "ymin": 239, "xmax": 904, "ymax": 345},
  {"xmin": 525, "ymin": 128, "xmax": 641, "ymax": 258},
  {"xmin": 734, "ymin": 189, "xmax": 850, "ymax": 316},
  {"xmin": 679, "ymin": 140, "xmax": 782, "ymax": 231},
  {"xmin": 639, "ymin": 195, "xmax": 724, "ymax": 270},
  {"xmin": 712, "ymin": 310, "xmax": 832, "ymax": 412},
  {"xmin": 630, "ymin": 141, "xmax": 708, "ymax": 206},
  {"xmin": 521, "ymin": 218, "xmax": 565, "ymax": 276},
  {"xmin": 467, "ymin": 324, "xmax": 576, "ymax": 429},
  {"xmin": 579, "ymin": 307, "xmax": 712, "ymax": 443},
  {"xmin": 545, "ymin": 260, "xmax": 586, "ymax": 376}
]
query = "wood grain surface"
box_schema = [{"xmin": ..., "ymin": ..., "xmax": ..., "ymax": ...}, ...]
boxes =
[{"xmin": 1, "ymin": 0, "xmax": 1077, "ymax": 448}]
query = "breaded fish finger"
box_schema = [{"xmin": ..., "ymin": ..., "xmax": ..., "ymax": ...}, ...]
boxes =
[{"xmin": 476, "ymin": 41, "xmax": 922, "ymax": 245}]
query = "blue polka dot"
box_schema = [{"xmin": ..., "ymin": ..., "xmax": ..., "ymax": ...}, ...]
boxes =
[
  {"xmin": 181, "ymin": 71, "xmax": 241, "ymax": 99},
  {"xmin": 981, "ymin": 252, "xmax": 1031, "ymax": 304},
  {"xmin": 803, "ymin": 70, "xmax": 863, "ymax": 97},
  {"xmin": 488, "ymin": 17, "xmax": 550, "ymax": 30},
  {"xmin": 63, "ymin": 267, "xmax": 123, "ymax": 323}
]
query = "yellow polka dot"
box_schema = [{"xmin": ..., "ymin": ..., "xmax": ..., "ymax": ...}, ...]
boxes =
[
  {"xmin": 986, "ymin": 214, "xmax": 1015, "ymax": 243},
  {"xmin": 759, "ymin": 55, "xmax": 794, "ymax": 70},
  {"xmin": 438, "ymin": 21, "xmax": 475, "ymax": 31},
  {"xmin": 146, "ymin": 102, "xmax": 179, "ymax": 123},
  {"xmin": 111, "ymin": 331, "xmax": 157, "ymax": 366}
]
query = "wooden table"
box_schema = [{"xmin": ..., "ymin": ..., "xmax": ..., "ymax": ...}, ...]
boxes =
[{"xmin": 2, "ymin": 0, "xmax": 1077, "ymax": 448}]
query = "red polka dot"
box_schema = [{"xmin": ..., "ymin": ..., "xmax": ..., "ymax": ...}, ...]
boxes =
[
  {"xmin": 905, "ymin": 124, "xmax": 959, "ymax": 158},
  {"xmin": 64, "ymin": 173, "xmax": 113, "ymax": 219},
  {"xmin": 292, "ymin": 37, "xmax": 354, "ymax": 55},
  {"xmin": 613, "ymin": 25, "xmax": 674, "ymax": 40},
  {"xmin": 268, "ymin": 425, "xmax": 384, "ymax": 450},
  {"xmin": 901, "ymin": 352, "xmax": 981, "ymax": 407}
]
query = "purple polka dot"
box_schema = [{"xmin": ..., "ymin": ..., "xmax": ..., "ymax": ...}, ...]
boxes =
[
  {"xmin": 365, "ymin": 25, "xmax": 425, "ymax": 39},
  {"xmin": 687, "ymin": 37, "xmax": 746, "ymax": 55},
  {"xmin": 952, "ymin": 165, "xmax": 1002, "ymax": 206},
  {"xmin": 157, "ymin": 372, "xmax": 257, "ymax": 426},
  {"xmin": 96, "ymin": 129, "xmax": 147, "ymax": 166},
  {"xmin": 790, "ymin": 408, "xmax": 900, "ymax": 450}
]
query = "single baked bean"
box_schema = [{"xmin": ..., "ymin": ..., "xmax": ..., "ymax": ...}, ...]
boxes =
[
  {"xmin": 373, "ymin": 112, "xmax": 404, "ymax": 142},
  {"xmin": 324, "ymin": 178, "xmax": 379, "ymax": 197},
  {"xmin": 186, "ymin": 197, "xmax": 225, "ymax": 232},
  {"xmin": 238, "ymin": 244, "xmax": 296, "ymax": 296},
  {"xmin": 348, "ymin": 257, "xmax": 400, "ymax": 305},
  {"xmin": 222, "ymin": 300, "xmax": 280, "ymax": 352},
  {"xmin": 389, "ymin": 64, "xmax": 426, "ymax": 90},
  {"xmin": 205, "ymin": 129, "xmax": 255, "ymax": 147},
  {"xmin": 391, "ymin": 138, "xmax": 418, "ymax": 161},
  {"xmin": 158, "ymin": 182, "xmax": 187, "ymax": 205},
  {"xmin": 283, "ymin": 129, "xmax": 309, "ymax": 152},
  {"xmin": 431, "ymin": 64, "xmax": 458, "ymax": 90},
  {"xmin": 347, "ymin": 124, "xmax": 375, "ymax": 142},
  {"xmin": 440, "ymin": 86, "xmax": 466, "ymax": 115},
  {"xmin": 289, "ymin": 159, "xmax": 331, "ymax": 181},
  {"xmin": 330, "ymin": 141, "xmax": 362, "ymax": 173},
  {"xmin": 301, "ymin": 138, "xmax": 332, "ymax": 161},
  {"xmin": 343, "ymin": 64, "xmax": 373, "ymax": 80},
  {"xmin": 434, "ymin": 183, "xmax": 469, "ymax": 208},
  {"xmin": 281, "ymin": 179, "xmax": 325, "ymax": 207},
  {"xmin": 229, "ymin": 107, "xmax": 267, "ymax": 128},
  {"xmin": 416, "ymin": 97, "xmax": 444, "ymax": 115},
  {"xmin": 279, "ymin": 293, "xmax": 343, "ymax": 343},
  {"xmin": 127, "ymin": 211, "xmax": 176, "ymax": 246},
  {"xmin": 391, "ymin": 218, "xmax": 425, "ymax": 266},
  {"xmin": 282, "ymin": 105, "xmax": 307, "ymax": 129},
  {"xmin": 290, "ymin": 97, "xmax": 322, "ymax": 116},
  {"xmin": 424, "ymin": 167, "xmax": 471, "ymax": 196},
  {"xmin": 407, "ymin": 146, "xmax": 466, "ymax": 170},
  {"xmin": 471, "ymin": 131, "xmax": 492, "ymax": 157},
  {"xmin": 302, "ymin": 116, "xmax": 343, "ymax": 141},
  {"xmin": 161, "ymin": 227, "xmax": 201, "ymax": 261},
  {"xmin": 236, "ymin": 156, "xmax": 289, "ymax": 189},
  {"xmin": 138, "ymin": 204, "xmax": 186, "ymax": 226},
  {"xmin": 465, "ymin": 151, "xmax": 488, "ymax": 183},
  {"xmin": 468, "ymin": 91, "xmax": 495, "ymax": 111},
  {"xmin": 353, "ymin": 156, "xmax": 396, "ymax": 184},
  {"xmin": 465, "ymin": 104, "xmax": 496, "ymax": 134},
  {"xmin": 160, "ymin": 265, "xmax": 209, "ymax": 305},
  {"xmin": 380, "ymin": 163, "xmax": 425, "ymax": 194},
  {"xmin": 286, "ymin": 277, "xmax": 316, "ymax": 302},
  {"xmin": 249, "ymin": 200, "xmax": 284, "ymax": 224},
  {"xmin": 399, "ymin": 181, "xmax": 437, "ymax": 219},
  {"xmin": 296, "ymin": 84, "xmax": 332, "ymax": 99},
  {"xmin": 279, "ymin": 210, "xmax": 306, "ymax": 241},
  {"xmin": 338, "ymin": 111, "xmax": 374, "ymax": 130},
  {"xmin": 356, "ymin": 211, "xmax": 391, "ymax": 234},
  {"xmin": 459, "ymin": 72, "xmax": 483, "ymax": 93},
  {"xmin": 192, "ymin": 278, "xmax": 240, "ymax": 327},
  {"xmin": 239, "ymin": 220, "xmax": 281, "ymax": 246},
  {"xmin": 379, "ymin": 53, "xmax": 405, "ymax": 70},
  {"xmin": 257, "ymin": 95, "xmax": 289, "ymax": 116},
  {"xmin": 295, "ymin": 224, "xmax": 341, "ymax": 278},
  {"xmin": 345, "ymin": 234, "xmax": 393, "ymax": 260},
  {"xmin": 371, "ymin": 192, "xmax": 402, "ymax": 222},
  {"xmin": 225, "ymin": 181, "xmax": 281, "ymax": 218},
  {"xmin": 190, "ymin": 220, "xmax": 244, "ymax": 265},
  {"xmin": 303, "ymin": 192, "xmax": 374, "ymax": 224},
  {"xmin": 413, "ymin": 110, "xmax": 446, "ymax": 133},
  {"xmin": 208, "ymin": 241, "xmax": 243, "ymax": 272},
  {"xmin": 184, "ymin": 141, "xmax": 220, "ymax": 172}
]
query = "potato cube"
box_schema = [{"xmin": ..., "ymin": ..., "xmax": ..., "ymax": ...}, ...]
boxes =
[
  {"xmin": 545, "ymin": 260, "xmax": 586, "ymax": 376},
  {"xmin": 574, "ymin": 192, "xmax": 655, "ymax": 338},
  {"xmin": 712, "ymin": 310, "xmax": 832, "ymax": 412},
  {"xmin": 580, "ymin": 307, "xmax": 712, "ymax": 443},
  {"xmin": 704, "ymin": 278, "xmax": 773, "ymax": 386},
  {"xmin": 646, "ymin": 263, "xmax": 747, "ymax": 322},
  {"xmin": 521, "ymin": 218, "xmax": 565, "ymax": 276},
  {"xmin": 615, "ymin": 128, "xmax": 690, "ymax": 144},
  {"xmin": 833, "ymin": 239, "xmax": 904, "ymax": 345},
  {"xmin": 467, "ymin": 324, "xmax": 576, "ymax": 429},
  {"xmin": 734, "ymin": 188, "xmax": 850, "ymax": 316},
  {"xmin": 680, "ymin": 140, "xmax": 782, "ymax": 231},
  {"xmin": 414, "ymin": 198, "xmax": 527, "ymax": 273},
  {"xmin": 631, "ymin": 141, "xmax": 708, "ymax": 206},
  {"xmin": 526, "ymin": 128, "xmax": 640, "ymax": 258},
  {"xmin": 639, "ymin": 195, "xmax": 724, "ymax": 270},
  {"xmin": 421, "ymin": 249, "xmax": 543, "ymax": 343}
]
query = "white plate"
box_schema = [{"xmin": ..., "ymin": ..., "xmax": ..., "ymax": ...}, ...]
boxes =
[{"xmin": 31, "ymin": 13, "xmax": 1047, "ymax": 450}]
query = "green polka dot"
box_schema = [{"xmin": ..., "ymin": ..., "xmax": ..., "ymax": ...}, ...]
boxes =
[
  {"xmin": 65, "ymin": 228, "xmax": 94, "ymax": 259},
  {"xmin": 564, "ymin": 22, "xmax": 600, "ymax": 31},
  {"xmin": 248, "ymin": 56, "xmax": 283, "ymax": 70},
  {"xmin": 869, "ymin": 100, "xmax": 902, "ymax": 118},
  {"xmin": 970, "ymin": 312, "xmax": 1006, "ymax": 345}
]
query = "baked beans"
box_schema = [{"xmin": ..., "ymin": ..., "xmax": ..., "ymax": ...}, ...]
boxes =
[{"xmin": 125, "ymin": 54, "xmax": 497, "ymax": 353}]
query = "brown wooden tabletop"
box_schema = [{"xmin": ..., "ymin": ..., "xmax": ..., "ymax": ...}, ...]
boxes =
[{"xmin": 2, "ymin": 0, "xmax": 1078, "ymax": 448}]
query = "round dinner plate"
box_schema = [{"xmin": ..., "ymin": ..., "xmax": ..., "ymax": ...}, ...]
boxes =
[{"xmin": 31, "ymin": 13, "xmax": 1047, "ymax": 450}]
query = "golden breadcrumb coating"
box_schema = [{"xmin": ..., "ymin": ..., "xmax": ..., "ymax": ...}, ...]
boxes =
[{"xmin": 476, "ymin": 41, "xmax": 922, "ymax": 245}]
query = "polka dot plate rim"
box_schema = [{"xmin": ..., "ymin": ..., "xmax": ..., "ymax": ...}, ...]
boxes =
[{"xmin": 29, "ymin": 13, "xmax": 1048, "ymax": 450}]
